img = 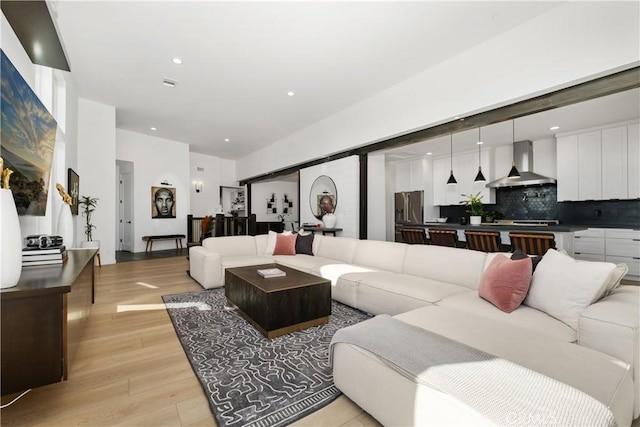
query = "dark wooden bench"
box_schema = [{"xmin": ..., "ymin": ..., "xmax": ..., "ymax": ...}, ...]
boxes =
[{"xmin": 142, "ymin": 234, "xmax": 186, "ymax": 253}]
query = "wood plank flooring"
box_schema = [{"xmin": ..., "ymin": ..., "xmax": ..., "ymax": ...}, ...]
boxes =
[{"xmin": 0, "ymin": 257, "xmax": 380, "ymax": 427}]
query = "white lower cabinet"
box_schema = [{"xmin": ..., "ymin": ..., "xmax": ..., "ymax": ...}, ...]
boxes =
[
  {"xmin": 605, "ymin": 229, "xmax": 640, "ymax": 280},
  {"xmin": 573, "ymin": 228, "xmax": 639, "ymax": 281},
  {"xmin": 573, "ymin": 228, "xmax": 605, "ymax": 261}
]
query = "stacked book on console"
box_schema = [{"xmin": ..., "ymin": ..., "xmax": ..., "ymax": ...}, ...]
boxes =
[
  {"xmin": 22, "ymin": 246, "xmax": 68, "ymax": 267},
  {"xmin": 257, "ymin": 267, "xmax": 286, "ymax": 278}
]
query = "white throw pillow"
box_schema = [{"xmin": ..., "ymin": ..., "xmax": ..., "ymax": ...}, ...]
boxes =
[
  {"xmin": 524, "ymin": 249, "xmax": 616, "ymax": 330},
  {"xmin": 264, "ymin": 230, "xmax": 292, "ymax": 255},
  {"xmin": 600, "ymin": 263, "xmax": 628, "ymax": 298}
]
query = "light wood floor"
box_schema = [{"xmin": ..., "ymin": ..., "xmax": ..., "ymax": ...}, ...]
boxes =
[{"xmin": 0, "ymin": 257, "xmax": 381, "ymax": 427}]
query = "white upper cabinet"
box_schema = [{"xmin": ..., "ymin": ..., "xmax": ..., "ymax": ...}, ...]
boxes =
[
  {"xmin": 628, "ymin": 123, "xmax": 640, "ymax": 199},
  {"xmin": 556, "ymin": 135, "xmax": 579, "ymax": 201},
  {"xmin": 557, "ymin": 121, "xmax": 639, "ymax": 202},
  {"xmin": 432, "ymin": 150, "xmax": 495, "ymax": 206},
  {"xmin": 577, "ymin": 131, "xmax": 602, "ymax": 201},
  {"xmin": 432, "ymin": 157, "xmax": 449, "ymax": 206},
  {"xmin": 601, "ymin": 126, "xmax": 627, "ymax": 200}
]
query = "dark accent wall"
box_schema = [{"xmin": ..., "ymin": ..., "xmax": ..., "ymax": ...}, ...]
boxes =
[{"xmin": 440, "ymin": 185, "xmax": 640, "ymax": 228}]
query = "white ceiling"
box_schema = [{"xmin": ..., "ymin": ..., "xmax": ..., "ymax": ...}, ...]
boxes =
[
  {"xmin": 384, "ymin": 88, "xmax": 640, "ymax": 160},
  {"xmin": 50, "ymin": 1, "xmax": 565, "ymax": 160}
]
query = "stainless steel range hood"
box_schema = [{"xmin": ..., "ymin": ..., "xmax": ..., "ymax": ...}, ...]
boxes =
[{"xmin": 486, "ymin": 140, "xmax": 557, "ymax": 188}]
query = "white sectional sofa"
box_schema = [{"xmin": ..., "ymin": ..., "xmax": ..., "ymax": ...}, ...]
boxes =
[{"xmin": 189, "ymin": 233, "xmax": 640, "ymax": 426}]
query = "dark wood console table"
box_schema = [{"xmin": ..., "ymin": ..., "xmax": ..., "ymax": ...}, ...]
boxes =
[
  {"xmin": 1, "ymin": 249, "xmax": 96, "ymax": 395},
  {"xmin": 302, "ymin": 226, "xmax": 343, "ymax": 236}
]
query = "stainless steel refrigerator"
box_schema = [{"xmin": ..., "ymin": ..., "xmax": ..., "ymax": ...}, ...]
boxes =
[{"xmin": 394, "ymin": 190, "xmax": 424, "ymax": 242}]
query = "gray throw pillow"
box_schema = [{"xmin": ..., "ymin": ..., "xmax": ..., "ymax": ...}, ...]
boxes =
[
  {"xmin": 511, "ymin": 248, "xmax": 542, "ymax": 272},
  {"xmin": 295, "ymin": 233, "xmax": 314, "ymax": 256}
]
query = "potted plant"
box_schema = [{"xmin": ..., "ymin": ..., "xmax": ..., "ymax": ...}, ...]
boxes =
[
  {"xmin": 79, "ymin": 196, "xmax": 100, "ymax": 251},
  {"xmin": 461, "ymin": 192, "xmax": 484, "ymax": 225}
]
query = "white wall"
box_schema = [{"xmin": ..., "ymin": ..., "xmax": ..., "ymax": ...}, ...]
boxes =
[
  {"xmin": 367, "ymin": 153, "xmax": 386, "ymax": 241},
  {"xmin": 251, "ymin": 180, "xmax": 299, "ymax": 225},
  {"xmin": 300, "ymin": 156, "xmax": 360, "ymax": 238},
  {"xmin": 77, "ymin": 99, "xmax": 116, "ymax": 263},
  {"xmin": 189, "ymin": 152, "xmax": 237, "ymax": 217},
  {"xmin": 236, "ymin": 2, "xmax": 639, "ymax": 181},
  {"xmin": 116, "ymin": 129, "xmax": 190, "ymax": 252},
  {"xmin": 2, "ymin": 13, "xmax": 80, "ymax": 245}
]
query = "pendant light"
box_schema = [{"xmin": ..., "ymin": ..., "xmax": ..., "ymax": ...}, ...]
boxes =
[
  {"xmin": 508, "ymin": 119, "xmax": 521, "ymax": 178},
  {"xmin": 474, "ymin": 127, "xmax": 486, "ymax": 182},
  {"xmin": 446, "ymin": 133, "xmax": 457, "ymax": 185}
]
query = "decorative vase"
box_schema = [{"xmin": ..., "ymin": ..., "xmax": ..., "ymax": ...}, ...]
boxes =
[
  {"xmin": 57, "ymin": 203, "xmax": 74, "ymax": 248},
  {"xmin": 470, "ymin": 215, "xmax": 482, "ymax": 225},
  {"xmin": 322, "ymin": 213, "xmax": 337, "ymax": 229},
  {"xmin": 1, "ymin": 189, "xmax": 22, "ymax": 288}
]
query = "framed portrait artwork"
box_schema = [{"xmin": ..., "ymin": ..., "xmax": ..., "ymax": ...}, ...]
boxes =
[
  {"xmin": 67, "ymin": 168, "xmax": 79, "ymax": 215},
  {"xmin": 151, "ymin": 186, "xmax": 176, "ymax": 218}
]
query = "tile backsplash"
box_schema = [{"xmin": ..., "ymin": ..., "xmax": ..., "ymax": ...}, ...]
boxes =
[
  {"xmin": 494, "ymin": 185, "xmax": 558, "ymax": 220},
  {"xmin": 557, "ymin": 199, "xmax": 640, "ymax": 228},
  {"xmin": 439, "ymin": 185, "xmax": 640, "ymax": 228}
]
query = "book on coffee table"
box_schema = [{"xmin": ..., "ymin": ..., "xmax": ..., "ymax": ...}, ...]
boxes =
[{"xmin": 257, "ymin": 268, "xmax": 286, "ymax": 278}]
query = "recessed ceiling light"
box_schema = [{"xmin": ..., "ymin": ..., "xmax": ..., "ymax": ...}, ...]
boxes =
[
  {"xmin": 549, "ymin": 126, "xmax": 560, "ymax": 130},
  {"xmin": 477, "ymin": 141, "xmax": 484, "ymax": 145},
  {"xmin": 224, "ymin": 138, "xmax": 230, "ymax": 142},
  {"xmin": 172, "ymin": 58, "xmax": 183, "ymax": 65},
  {"xmin": 150, "ymin": 127, "xmax": 157, "ymax": 131},
  {"xmin": 287, "ymin": 91, "xmax": 295, "ymax": 97}
]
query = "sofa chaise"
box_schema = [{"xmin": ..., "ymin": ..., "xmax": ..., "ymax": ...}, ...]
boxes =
[{"xmin": 189, "ymin": 232, "xmax": 640, "ymax": 425}]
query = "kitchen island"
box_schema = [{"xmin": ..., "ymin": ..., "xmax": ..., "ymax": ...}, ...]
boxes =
[{"xmin": 397, "ymin": 222, "xmax": 587, "ymax": 253}]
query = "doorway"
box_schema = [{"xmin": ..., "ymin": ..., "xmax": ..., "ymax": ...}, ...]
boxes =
[{"xmin": 116, "ymin": 160, "xmax": 134, "ymax": 252}]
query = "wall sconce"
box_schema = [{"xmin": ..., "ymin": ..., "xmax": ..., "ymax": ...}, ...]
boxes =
[{"xmin": 195, "ymin": 181, "xmax": 203, "ymax": 193}]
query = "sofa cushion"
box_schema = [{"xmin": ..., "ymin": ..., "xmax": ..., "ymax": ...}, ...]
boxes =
[
  {"xmin": 394, "ymin": 305, "xmax": 633, "ymax": 426},
  {"xmin": 478, "ymin": 254, "xmax": 532, "ymax": 313},
  {"xmin": 403, "ymin": 245, "xmax": 487, "ymax": 290},
  {"xmin": 272, "ymin": 254, "xmax": 339, "ymax": 275},
  {"xmin": 437, "ymin": 291, "xmax": 576, "ymax": 342},
  {"xmin": 254, "ymin": 234, "xmax": 268, "ymax": 254},
  {"xmin": 352, "ymin": 272, "xmax": 469, "ymax": 315},
  {"xmin": 352, "ymin": 240, "xmax": 408, "ymax": 273},
  {"xmin": 602, "ymin": 263, "xmax": 628, "ymax": 298},
  {"xmin": 295, "ymin": 232, "xmax": 314, "ymax": 255},
  {"xmin": 202, "ymin": 235, "xmax": 259, "ymax": 256},
  {"xmin": 315, "ymin": 236, "xmax": 359, "ymax": 263},
  {"xmin": 312, "ymin": 263, "xmax": 377, "ymax": 286},
  {"xmin": 579, "ymin": 285, "xmax": 640, "ymax": 419},
  {"xmin": 273, "ymin": 233, "xmax": 297, "ymax": 255},
  {"xmin": 524, "ymin": 249, "xmax": 616, "ymax": 330}
]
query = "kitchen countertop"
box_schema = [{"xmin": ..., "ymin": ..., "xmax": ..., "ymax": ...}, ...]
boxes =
[{"xmin": 400, "ymin": 223, "xmax": 640, "ymax": 232}]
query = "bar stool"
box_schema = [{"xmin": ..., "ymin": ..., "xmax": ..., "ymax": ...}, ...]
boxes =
[
  {"xmin": 400, "ymin": 228, "xmax": 428, "ymax": 245},
  {"xmin": 464, "ymin": 230, "xmax": 506, "ymax": 252},
  {"xmin": 428, "ymin": 228, "xmax": 464, "ymax": 248},
  {"xmin": 508, "ymin": 232, "xmax": 556, "ymax": 256}
]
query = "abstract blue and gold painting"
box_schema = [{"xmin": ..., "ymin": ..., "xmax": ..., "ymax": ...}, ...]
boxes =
[{"xmin": 1, "ymin": 49, "xmax": 58, "ymax": 215}]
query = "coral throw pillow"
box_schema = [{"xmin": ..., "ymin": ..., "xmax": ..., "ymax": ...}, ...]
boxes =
[
  {"xmin": 478, "ymin": 254, "xmax": 533, "ymax": 313},
  {"xmin": 273, "ymin": 233, "xmax": 298, "ymax": 256}
]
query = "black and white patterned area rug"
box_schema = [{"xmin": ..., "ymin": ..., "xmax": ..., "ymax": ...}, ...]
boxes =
[{"xmin": 162, "ymin": 288, "xmax": 371, "ymax": 427}]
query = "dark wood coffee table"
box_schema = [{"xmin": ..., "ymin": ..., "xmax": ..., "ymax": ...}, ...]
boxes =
[{"xmin": 225, "ymin": 264, "xmax": 331, "ymax": 338}]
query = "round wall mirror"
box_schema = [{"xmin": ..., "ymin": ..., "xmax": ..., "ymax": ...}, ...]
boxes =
[{"xmin": 309, "ymin": 175, "xmax": 337, "ymax": 219}]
